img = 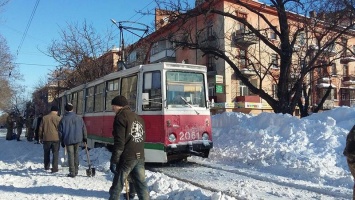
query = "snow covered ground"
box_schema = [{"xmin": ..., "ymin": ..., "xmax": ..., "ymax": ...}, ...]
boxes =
[{"xmin": 0, "ymin": 106, "xmax": 354, "ymax": 199}]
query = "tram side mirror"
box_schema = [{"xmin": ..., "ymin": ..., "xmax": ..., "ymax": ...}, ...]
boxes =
[{"xmin": 142, "ymin": 93, "xmax": 149, "ymax": 105}]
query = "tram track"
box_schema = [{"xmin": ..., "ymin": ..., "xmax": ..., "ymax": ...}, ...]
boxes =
[
  {"xmin": 146, "ymin": 161, "xmax": 238, "ymax": 198},
  {"xmin": 146, "ymin": 160, "xmax": 349, "ymax": 199}
]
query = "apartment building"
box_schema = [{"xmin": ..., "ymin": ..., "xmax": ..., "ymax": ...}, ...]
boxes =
[{"xmin": 123, "ymin": 0, "xmax": 355, "ymax": 114}]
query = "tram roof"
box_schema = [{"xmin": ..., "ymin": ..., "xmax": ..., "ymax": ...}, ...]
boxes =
[{"xmin": 58, "ymin": 62, "xmax": 207, "ymax": 97}]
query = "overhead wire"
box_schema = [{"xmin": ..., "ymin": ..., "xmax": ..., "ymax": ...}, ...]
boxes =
[{"xmin": 16, "ymin": 0, "xmax": 40, "ymax": 55}]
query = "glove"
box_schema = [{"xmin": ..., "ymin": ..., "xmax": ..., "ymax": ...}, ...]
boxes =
[
  {"xmin": 83, "ymin": 138, "xmax": 87, "ymax": 143},
  {"xmin": 110, "ymin": 163, "xmax": 118, "ymax": 175},
  {"xmin": 61, "ymin": 142, "xmax": 65, "ymax": 148}
]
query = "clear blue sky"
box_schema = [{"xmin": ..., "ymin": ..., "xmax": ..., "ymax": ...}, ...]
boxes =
[{"xmin": 0, "ymin": 0, "xmax": 170, "ymax": 97}]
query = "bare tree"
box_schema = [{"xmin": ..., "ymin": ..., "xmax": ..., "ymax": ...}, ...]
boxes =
[
  {"xmin": 0, "ymin": 34, "xmax": 22, "ymax": 112},
  {"xmin": 148, "ymin": 0, "xmax": 355, "ymax": 116},
  {"xmin": 46, "ymin": 20, "xmax": 116, "ymax": 89}
]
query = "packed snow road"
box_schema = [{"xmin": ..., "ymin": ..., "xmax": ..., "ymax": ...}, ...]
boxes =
[{"xmin": 147, "ymin": 160, "xmax": 349, "ymax": 200}]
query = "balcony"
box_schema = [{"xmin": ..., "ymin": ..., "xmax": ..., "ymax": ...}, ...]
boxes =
[
  {"xmin": 233, "ymin": 29, "xmax": 258, "ymax": 46},
  {"xmin": 240, "ymin": 68, "xmax": 257, "ymax": 76},
  {"xmin": 150, "ymin": 49, "xmax": 176, "ymax": 63},
  {"xmin": 340, "ymin": 52, "xmax": 355, "ymax": 64},
  {"xmin": 317, "ymin": 83, "xmax": 335, "ymax": 88},
  {"xmin": 308, "ymin": 44, "xmax": 318, "ymax": 51},
  {"xmin": 323, "ymin": 47, "xmax": 336, "ymax": 57},
  {"xmin": 318, "ymin": 77, "xmax": 330, "ymax": 83},
  {"xmin": 198, "ymin": 34, "xmax": 218, "ymax": 48},
  {"xmin": 343, "ymin": 76, "xmax": 355, "ymax": 85}
]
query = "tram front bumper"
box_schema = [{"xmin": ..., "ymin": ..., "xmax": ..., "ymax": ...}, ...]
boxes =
[{"xmin": 166, "ymin": 141, "xmax": 213, "ymax": 158}]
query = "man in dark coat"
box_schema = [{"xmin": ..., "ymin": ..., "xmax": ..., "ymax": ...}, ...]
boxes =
[
  {"xmin": 34, "ymin": 113, "xmax": 43, "ymax": 144},
  {"xmin": 26, "ymin": 115, "xmax": 35, "ymax": 141},
  {"xmin": 109, "ymin": 95, "xmax": 149, "ymax": 200},
  {"xmin": 6, "ymin": 113, "xmax": 15, "ymax": 140},
  {"xmin": 16, "ymin": 116, "xmax": 25, "ymax": 141},
  {"xmin": 59, "ymin": 103, "xmax": 87, "ymax": 177},
  {"xmin": 344, "ymin": 125, "xmax": 355, "ymax": 200}
]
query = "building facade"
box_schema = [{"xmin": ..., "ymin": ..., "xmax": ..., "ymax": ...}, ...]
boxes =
[{"xmin": 123, "ymin": 0, "xmax": 355, "ymax": 114}]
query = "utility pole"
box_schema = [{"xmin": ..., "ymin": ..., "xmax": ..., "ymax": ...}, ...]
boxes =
[{"xmin": 110, "ymin": 19, "xmax": 149, "ymax": 70}]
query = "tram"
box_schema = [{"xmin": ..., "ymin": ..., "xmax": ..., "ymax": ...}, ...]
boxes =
[{"xmin": 58, "ymin": 62, "xmax": 213, "ymax": 163}]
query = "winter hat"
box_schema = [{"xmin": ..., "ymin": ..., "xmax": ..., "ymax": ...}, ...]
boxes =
[
  {"xmin": 111, "ymin": 95, "xmax": 128, "ymax": 107},
  {"xmin": 51, "ymin": 105, "xmax": 59, "ymax": 112},
  {"xmin": 65, "ymin": 103, "xmax": 74, "ymax": 111}
]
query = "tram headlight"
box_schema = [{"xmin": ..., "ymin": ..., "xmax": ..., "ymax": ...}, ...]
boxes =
[
  {"xmin": 202, "ymin": 132, "xmax": 209, "ymax": 140},
  {"xmin": 168, "ymin": 133, "xmax": 176, "ymax": 142}
]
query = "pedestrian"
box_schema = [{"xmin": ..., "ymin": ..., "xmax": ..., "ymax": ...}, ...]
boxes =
[
  {"xmin": 26, "ymin": 115, "xmax": 35, "ymax": 141},
  {"xmin": 109, "ymin": 95, "xmax": 149, "ymax": 200},
  {"xmin": 33, "ymin": 113, "xmax": 43, "ymax": 144},
  {"xmin": 38, "ymin": 106, "xmax": 61, "ymax": 173},
  {"xmin": 16, "ymin": 116, "xmax": 25, "ymax": 141},
  {"xmin": 5, "ymin": 113, "xmax": 15, "ymax": 140},
  {"xmin": 58, "ymin": 102, "xmax": 87, "ymax": 178},
  {"xmin": 344, "ymin": 125, "xmax": 355, "ymax": 200}
]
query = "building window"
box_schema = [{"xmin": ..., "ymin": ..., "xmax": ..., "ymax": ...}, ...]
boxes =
[
  {"xmin": 128, "ymin": 51, "xmax": 137, "ymax": 62},
  {"xmin": 207, "ymin": 55, "xmax": 215, "ymax": 71},
  {"xmin": 343, "ymin": 64, "xmax": 349, "ymax": 77},
  {"xmin": 299, "ymin": 59, "xmax": 306, "ymax": 68},
  {"xmin": 297, "ymin": 32, "xmax": 305, "ymax": 46},
  {"xmin": 269, "ymin": 30, "xmax": 277, "ymax": 40},
  {"xmin": 207, "ymin": 22, "xmax": 214, "ymax": 38},
  {"xmin": 209, "ymin": 85, "xmax": 215, "ymax": 97},
  {"xmin": 239, "ymin": 49, "xmax": 247, "ymax": 68},
  {"xmin": 271, "ymin": 54, "xmax": 278, "ymax": 68},
  {"xmin": 237, "ymin": 81, "xmax": 254, "ymax": 96},
  {"xmin": 235, "ymin": 10, "xmax": 247, "ymax": 19},
  {"xmin": 272, "ymin": 84, "xmax": 277, "ymax": 99},
  {"xmin": 331, "ymin": 63, "xmax": 336, "ymax": 76},
  {"xmin": 342, "ymin": 38, "xmax": 348, "ymax": 56}
]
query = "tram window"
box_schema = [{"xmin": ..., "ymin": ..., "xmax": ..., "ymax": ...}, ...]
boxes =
[
  {"xmin": 72, "ymin": 92, "xmax": 78, "ymax": 113},
  {"xmin": 94, "ymin": 83, "xmax": 105, "ymax": 112},
  {"xmin": 77, "ymin": 90, "xmax": 84, "ymax": 114},
  {"xmin": 121, "ymin": 75, "xmax": 138, "ymax": 111},
  {"xmin": 106, "ymin": 79, "xmax": 120, "ymax": 111},
  {"xmin": 85, "ymin": 87, "xmax": 94, "ymax": 113},
  {"xmin": 166, "ymin": 71, "xmax": 206, "ymax": 108},
  {"xmin": 143, "ymin": 71, "xmax": 162, "ymax": 111},
  {"xmin": 67, "ymin": 94, "xmax": 72, "ymax": 105}
]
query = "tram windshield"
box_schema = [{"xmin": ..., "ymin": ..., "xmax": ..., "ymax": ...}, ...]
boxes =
[{"xmin": 166, "ymin": 71, "xmax": 206, "ymax": 108}]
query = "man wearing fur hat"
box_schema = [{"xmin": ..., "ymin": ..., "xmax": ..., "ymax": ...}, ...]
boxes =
[
  {"xmin": 38, "ymin": 105, "xmax": 61, "ymax": 173},
  {"xmin": 109, "ymin": 95, "xmax": 149, "ymax": 200}
]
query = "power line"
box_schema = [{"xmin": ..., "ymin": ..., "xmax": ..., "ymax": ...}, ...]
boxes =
[
  {"xmin": 14, "ymin": 62, "xmax": 56, "ymax": 67},
  {"xmin": 16, "ymin": 0, "xmax": 40, "ymax": 55},
  {"xmin": 128, "ymin": 0, "xmax": 155, "ymax": 23}
]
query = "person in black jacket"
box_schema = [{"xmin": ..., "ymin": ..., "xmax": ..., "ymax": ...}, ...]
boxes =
[
  {"xmin": 34, "ymin": 113, "xmax": 43, "ymax": 144},
  {"xmin": 344, "ymin": 125, "xmax": 355, "ymax": 200},
  {"xmin": 109, "ymin": 95, "xmax": 149, "ymax": 200}
]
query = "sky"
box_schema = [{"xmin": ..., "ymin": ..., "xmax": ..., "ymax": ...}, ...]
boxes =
[
  {"xmin": 0, "ymin": 107, "xmax": 355, "ymax": 199},
  {"xmin": 0, "ymin": 0, "xmax": 173, "ymax": 97}
]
